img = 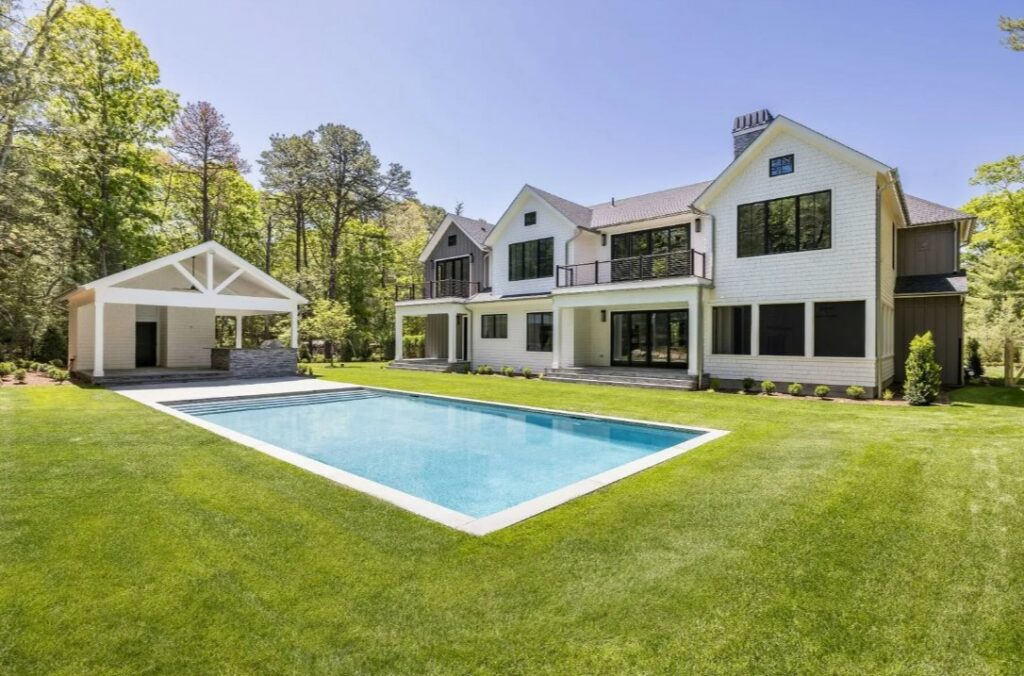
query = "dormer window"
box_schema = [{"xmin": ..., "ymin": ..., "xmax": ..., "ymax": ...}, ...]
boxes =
[
  {"xmin": 524, "ymin": 211, "xmax": 537, "ymax": 226},
  {"xmin": 769, "ymin": 154, "xmax": 794, "ymax": 177},
  {"xmin": 447, "ymin": 234, "xmax": 457, "ymax": 246}
]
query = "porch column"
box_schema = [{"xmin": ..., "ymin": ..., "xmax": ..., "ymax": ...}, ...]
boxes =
[
  {"xmin": 560, "ymin": 307, "xmax": 575, "ymax": 369},
  {"xmin": 290, "ymin": 307, "xmax": 299, "ymax": 349},
  {"xmin": 447, "ymin": 310, "xmax": 458, "ymax": 363},
  {"xmin": 687, "ymin": 299, "xmax": 700, "ymax": 376},
  {"xmin": 93, "ymin": 299, "xmax": 105, "ymax": 378},
  {"xmin": 552, "ymin": 307, "xmax": 562, "ymax": 369},
  {"xmin": 394, "ymin": 312, "xmax": 404, "ymax": 361},
  {"xmin": 235, "ymin": 314, "xmax": 244, "ymax": 349}
]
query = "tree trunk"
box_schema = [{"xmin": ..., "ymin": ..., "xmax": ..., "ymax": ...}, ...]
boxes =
[
  {"xmin": 201, "ymin": 161, "xmax": 211, "ymax": 241},
  {"xmin": 1005, "ymin": 339, "xmax": 1017, "ymax": 387}
]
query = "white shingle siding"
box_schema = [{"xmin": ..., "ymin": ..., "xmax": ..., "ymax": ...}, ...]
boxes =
[
  {"xmin": 489, "ymin": 194, "xmax": 576, "ymax": 297},
  {"xmin": 163, "ymin": 307, "xmax": 215, "ymax": 367},
  {"xmin": 74, "ymin": 303, "xmax": 135, "ymax": 371},
  {"xmin": 703, "ymin": 130, "xmax": 878, "ymax": 388},
  {"xmin": 469, "ymin": 299, "xmax": 554, "ymax": 372}
]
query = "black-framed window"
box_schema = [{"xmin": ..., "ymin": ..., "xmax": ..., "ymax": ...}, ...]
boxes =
[
  {"xmin": 769, "ymin": 154, "xmax": 794, "ymax": 177},
  {"xmin": 759, "ymin": 303, "xmax": 805, "ymax": 356},
  {"xmin": 524, "ymin": 211, "xmax": 537, "ymax": 226},
  {"xmin": 508, "ymin": 237, "xmax": 554, "ymax": 281},
  {"xmin": 447, "ymin": 233, "xmax": 457, "ymax": 246},
  {"xmin": 481, "ymin": 314, "xmax": 507, "ymax": 339},
  {"xmin": 712, "ymin": 305, "xmax": 752, "ymax": 355},
  {"xmin": 737, "ymin": 190, "xmax": 831, "ymax": 257},
  {"xmin": 526, "ymin": 312, "xmax": 553, "ymax": 351},
  {"xmin": 814, "ymin": 301, "xmax": 865, "ymax": 357}
]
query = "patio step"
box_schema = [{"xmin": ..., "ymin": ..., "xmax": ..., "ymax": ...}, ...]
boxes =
[
  {"xmin": 388, "ymin": 359, "xmax": 470, "ymax": 374},
  {"xmin": 543, "ymin": 368, "xmax": 699, "ymax": 391},
  {"xmin": 91, "ymin": 371, "xmax": 235, "ymax": 387}
]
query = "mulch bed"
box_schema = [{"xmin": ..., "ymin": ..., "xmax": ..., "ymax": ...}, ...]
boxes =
[{"xmin": 1, "ymin": 372, "xmax": 66, "ymax": 388}]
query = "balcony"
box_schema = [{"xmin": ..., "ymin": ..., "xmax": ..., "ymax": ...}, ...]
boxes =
[
  {"xmin": 394, "ymin": 279, "xmax": 481, "ymax": 301},
  {"xmin": 556, "ymin": 250, "xmax": 707, "ymax": 288}
]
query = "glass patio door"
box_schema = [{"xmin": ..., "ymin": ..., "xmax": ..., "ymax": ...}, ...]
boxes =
[{"xmin": 610, "ymin": 310, "xmax": 687, "ymax": 368}]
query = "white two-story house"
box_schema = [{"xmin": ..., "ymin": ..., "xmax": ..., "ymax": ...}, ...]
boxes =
[{"xmin": 393, "ymin": 110, "xmax": 973, "ymax": 396}]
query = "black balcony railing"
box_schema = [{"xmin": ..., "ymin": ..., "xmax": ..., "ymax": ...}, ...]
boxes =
[
  {"xmin": 394, "ymin": 279, "xmax": 480, "ymax": 301},
  {"xmin": 555, "ymin": 249, "xmax": 706, "ymax": 288}
]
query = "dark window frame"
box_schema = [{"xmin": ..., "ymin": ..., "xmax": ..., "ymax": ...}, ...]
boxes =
[
  {"xmin": 524, "ymin": 211, "xmax": 537, "ymax": 226},
  {"xmin": 769, "ymin": 154, "xmax": 794, "ymax": 177},
  {"xmin": 447, "ymin": 233, "xmax": 457, "ymax": 246},
  {"xmin": 712, "ymin": 305, "xmax": 752, "ymax": 355},
  {"xmin": 508, "ymin": 237, "xmax": 554, "ymax": 281},
  {"xmin": 526, "ymin": 312, "xmax": 553, "ymax": 352},
  {"xmin": 481, "ymin": 314, "xmax": 508, "ymax": 339},
  {"xmin": 813, "ymin": 301, "xmax": 865, "ymax": 357},
  {"xmin": 737, "ymin": 189, "xmax": 832, "ymax": 258},
  {"xmin": 759, "ymin": 303, "xmax": 805, "ymax": 356}
]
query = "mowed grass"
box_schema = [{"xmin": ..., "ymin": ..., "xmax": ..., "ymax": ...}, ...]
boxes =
[{"xmin": 2, "ymin": 365, "xmax": 1024, "ymax": 674}]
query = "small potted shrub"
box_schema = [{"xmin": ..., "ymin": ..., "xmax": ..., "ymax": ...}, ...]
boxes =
[
  {"xmin": 708, "ymin": 377, "xmax": 721, "ymax": 391},
  {"xmin": 845, "ymin": 385, "xmax": 866, "ymax": 400},
  {"xmin": 761, "ymin": 380, "xmax": 776, "ymax": 395},
  {"xmin": 814, "ymin": 384, "xmax": 831, "ymax": 399},
  {"xmin": 742, "ymin": 377, "xmax": 755, "ymax": 393},
  {"xmin": 787, "ymin": 382, "xmax": 804, "ymax": 396},
  {"xmin": 13, "ymin": 368, "xmax": 27, "ymax": 384}
]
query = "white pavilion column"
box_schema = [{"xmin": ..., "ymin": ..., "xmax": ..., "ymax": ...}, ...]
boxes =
[
  {"xmin": 290, "ymin": 308, "xmax": 299, "ymax": 349},
  {"xmin": 93, "ymin": 299, "xmax": 105, "ymax": 377},
  {"xmin": 235, "ymin": 314, "xmax": 244, "ymax": 348},
  {"xmin": 551, "ymin": 307, "xmax": 562, "ymax": 369},
  {"xmin": 394, "ymin": 312, "xmax": 404, "ymax": 361},
  {"xmin": 447, "ymin": 310, "xmax": 458, "ymax": 363},
  {"xmin": 559, "ymin": 307, "xmax": 575, "ymax": 369}
]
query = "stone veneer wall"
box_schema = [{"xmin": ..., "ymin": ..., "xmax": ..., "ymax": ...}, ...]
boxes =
[{"xmin": 210, "ymin": 348, "xmax": 298, "ymax": 378}]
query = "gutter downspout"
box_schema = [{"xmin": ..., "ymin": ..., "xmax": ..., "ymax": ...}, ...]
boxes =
[{"xmin": 876, "ymin": 171, "xmax": 899, "ymax": 396}]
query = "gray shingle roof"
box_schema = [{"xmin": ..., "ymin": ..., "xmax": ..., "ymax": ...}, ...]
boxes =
[
  {"xmin": 905, "ymin": 195, "xmax": 973, "ymax": 226},
  {"xmin": 894, "ymin": 271, "xmax": 967, "ymax": 295},
  {"xmin": 526, "ymin": 180, "xmax": 712, "ymax": 230},
  {"xmin": 448, "ymin": 213, "xmax": 495, "ymax": 245}
]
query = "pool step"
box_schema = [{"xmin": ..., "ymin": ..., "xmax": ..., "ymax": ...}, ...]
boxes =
[
  {"xmin": 389, "ymin": 359, "xmax": 470, "ymax": 374},
  {"xmin": 544, "ymin": 368, "xmax": 700, "ymax": 391},
  {"xmin": 170, "ymin": 388, "xmax": 381, "ymax": 416}
]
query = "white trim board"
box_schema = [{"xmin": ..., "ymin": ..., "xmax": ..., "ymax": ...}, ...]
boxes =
[{"xmin": 113, "ymin": 380, "xmax": 728, "ymax": 536}]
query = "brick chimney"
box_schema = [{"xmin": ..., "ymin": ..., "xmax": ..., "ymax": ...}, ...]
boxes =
[{"xmin": 732, "ymin": 109, "xmax": 774, "ymax": 158}]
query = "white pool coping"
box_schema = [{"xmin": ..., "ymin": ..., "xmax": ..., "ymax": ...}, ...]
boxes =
[{"xmin": 112, "ymin": 377, "xmax": 729, "ymax": 536}]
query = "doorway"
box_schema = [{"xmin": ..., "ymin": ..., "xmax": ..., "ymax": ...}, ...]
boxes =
[
  {"xmin": 135, "ymin": 322, "xmax": 158, "ymax": 367},
  {"xmin": 610, "ymin": 310, "xmax": 687, "ymax": 368}
]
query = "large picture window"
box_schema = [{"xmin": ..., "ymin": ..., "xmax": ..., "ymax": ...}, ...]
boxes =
[
  {"xmin": 814, "ymin": 301, "xmax": 865, "ymax": 357},
  {"xmin": 526, "ymin": 312, "xmax": 553, "ymax": 352},
  {"xmin": 712, "ymin": 305, "xmax": 752, "ymax": 355},
  {"xmin": 508, "ymin": 237, "xmax": 554, "ymax": 281},
  {"xmin": 737, "ymin": 190, "xmax": 831, "ymax": 257},
  {"xmin": 481, "ymin": 314, "xmax": 507, "ymax": 339},
  {"xmin": 759, "ymin": 303, "xmax": 805, "ymax": 356}
]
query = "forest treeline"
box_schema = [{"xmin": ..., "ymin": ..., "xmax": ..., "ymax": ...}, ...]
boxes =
[{"xmin": 0, "ymin": 1, "xmax": 440, "ymax": 362}]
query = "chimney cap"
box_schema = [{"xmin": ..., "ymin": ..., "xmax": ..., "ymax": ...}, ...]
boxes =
[{"xmin": 733, "ymin": 109, "xmax": 774, "ymax": 134}]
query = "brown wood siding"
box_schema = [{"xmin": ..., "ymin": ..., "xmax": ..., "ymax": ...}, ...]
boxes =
[
  {"xmin": 423, "ymin": 222, "xmax": 487, "ymax": 287},
  {"xmin": 424, "ymin": 314, "xmax": 448, "ymax": 359},
  {"xmin": 895, "ymin": 295, "xmax": 963, "ymax": 385},
  {"xmin": 897, "ymin": 223, "xmax": 957, "ymax": 276}
]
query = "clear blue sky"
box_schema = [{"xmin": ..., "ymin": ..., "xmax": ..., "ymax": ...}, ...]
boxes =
[{"xmin": 116, "ymin": 0, "xmax": 1021, "ymax": 221}]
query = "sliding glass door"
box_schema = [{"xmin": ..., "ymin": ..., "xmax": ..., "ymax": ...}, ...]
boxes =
[{"xmin": 610, "ymin": 310, "xmax": 687, "ymax": 368}]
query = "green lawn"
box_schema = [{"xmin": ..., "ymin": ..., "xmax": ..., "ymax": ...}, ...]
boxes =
[{"xmin": 2, "ymin": 365, "xmax": 1024, "ymax": 674}]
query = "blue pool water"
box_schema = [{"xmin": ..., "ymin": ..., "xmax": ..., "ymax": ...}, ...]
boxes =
[{"xmin": 172, "ymin": 389, "xmax": 700, "ymax": 518}]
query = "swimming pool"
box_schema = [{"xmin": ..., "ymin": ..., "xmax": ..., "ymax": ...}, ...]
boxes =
[{"xmin": 166, "ymin": 387, "xmax": 725, "ymax": 534}]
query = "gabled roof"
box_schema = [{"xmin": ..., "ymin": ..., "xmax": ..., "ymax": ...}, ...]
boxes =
[
  {"xmin": 418, "ymin": 213, "xmax": 495, "ymax": 263},
  {"xmin": 62, "ymin": 240, "xmax": 307, "ymax": 304},
  {"xmin": 526, "ymin": 185, "xmax": 594, "ymax": 228},
  {"xmin": 904, "ymin": 195, "xmax": 974, "ymax": 226},
  {"xmin": 895, "ymin": 271, "xmax": 967, "ymax": 296},
  {"xmin": 589, "ymin": 181, "xmax": 711, "ymax": 228}
]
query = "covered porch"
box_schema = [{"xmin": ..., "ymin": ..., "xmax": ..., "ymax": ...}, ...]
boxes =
[
  {"xmin": 393, "ymin": 300, "xmax": 470, "ymax": 368},
  {"xmin": 64, "ymin": 241, "xmax": 308, "ymax": 383}
]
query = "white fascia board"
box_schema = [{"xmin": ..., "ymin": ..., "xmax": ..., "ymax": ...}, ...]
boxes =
[
  {"xmin": 101, "ymin": 286, "xmax": 295, "ymax": 312},
  {"xmin": 483, "ymin": 185, "xmax": 584, "ymax": 248}
]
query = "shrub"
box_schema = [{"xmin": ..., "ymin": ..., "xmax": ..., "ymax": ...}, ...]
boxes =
[
  {"xmin": 814, "ymin": 384, "xmax": 831, "ymax": 399},
  {"xmin": 905, "ymin": 331, "xmax": 942, "ymax": 406},
  {"xmin": 0, "ymin": 362, "xmax": 13, "ymax": 378},
  {"xmin": 13, "ymin": 368, "xmax": 27, "ymax": 384},
  {"xmin": 761, "ymin": 380, "xmax": 776, "ymax": 395},
  {"xmin": 49, "ymin": 358, "xmax": 65, "ymax": 369},
  {"xmin": 53, "ymin": 369, "xmax": 69, "ymax": 384},
  {"xmin": 298, "ymin": 344, "xmax": 312, "ymax": 363},
  {"xmin": 522, "ymin": 367, "xmax": 533, "ymax": 378},
  {"xmin": 965, "ymin": 337, "xmax": 984, "ymax": 379},
  {"xmin": 476, "ymin": 364, "xmax": 494, "ymax": 375},
  {"xmin": 846, "ymin": 385, "xmax": 866, "ymax": 400},
  {"xmin": 502, "ymin": 365, "xmax": 515, "ymax": 377},
  {"xmin": 787, "ymin": 382, "xmax": 804, "ymax": 396},
  {"xmin": 708, "ymin": 377, "xmax": 721, "ymax": 391},
  {"xmin": 742, "ymin": 377, "xmax": 755, "ymax": 392},
  {"xmin": 882, "ymin": 388, "xmax": 895, "ymax": 401}
]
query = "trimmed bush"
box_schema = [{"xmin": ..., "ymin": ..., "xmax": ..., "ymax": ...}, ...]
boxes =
[
  {"xmin": 742, "ymin": 377, "xmax": 755, "ymax": 392},
  {"xmin": 814, "ymin": 385, "xmax": 830, "ymax": 399},
  {"xmin": 905, "ymin": 332, "xmax": 942, "ymax": 406},
  {"xmin": 13, "ymin": 369, "xmax": 27, "ymax": 384},
  {"xmin": 882, "ymin": 388, "xmax": 895, "ymax": 401},
  {"xmin": 965, "ymin": 337, "xmax": 984, "ymax": 379},
  {"xmin": 53, "ymin": 369, "xmax": 69, "ymax": 384},
  {"xmin": 476, "ymin": 364, "xmax": 494, "ymax": 375},
  {"xmin": 49, "ymin": 358, "xmax": 65, "ymax": 369},
  {"xmin": 787, "ymin": 382, "xmax": 804, "ymax": 396},
  {"xmin": 761, "ymin": 380, "xmax": 776, "ymax": 395},
  {"xmin": 522, "ymin": 367, "xmax": 533, "ymax": 378},
  {"xmin": 502, "ymin": 365, "xmax": 515, "ymax": 377},
  {"xmin": 0, "ymin": 362, "xmax": 13, "ymax": 378},
  {"xmin": 846, "ymin": 385, "xmax": 866, "ymax": 400},
  {"xmin": 709, "ymin": 377, "xmax": 721, "ymax": 391}
]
